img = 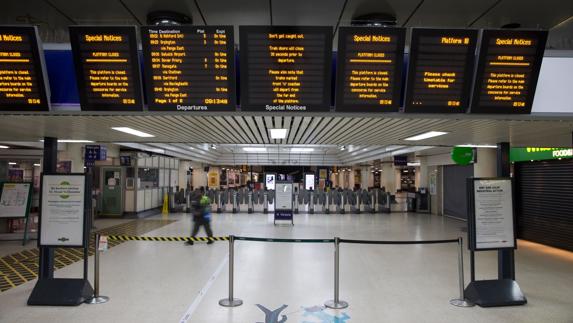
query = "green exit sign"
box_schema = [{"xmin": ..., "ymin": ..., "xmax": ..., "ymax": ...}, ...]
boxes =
[{"xmin": 510, "ymin": 147, "xmax": 573, "ymax": 162}]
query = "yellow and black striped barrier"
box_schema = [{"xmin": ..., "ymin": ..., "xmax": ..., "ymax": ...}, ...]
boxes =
[{"xmin": 105, "ymin": 235, "xmax": 229, "ymax": 242}]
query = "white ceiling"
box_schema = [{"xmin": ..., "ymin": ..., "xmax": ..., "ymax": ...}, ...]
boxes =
[{"xmin": 2, "ymin": 0, "xmax": 573, "ymax": 48}]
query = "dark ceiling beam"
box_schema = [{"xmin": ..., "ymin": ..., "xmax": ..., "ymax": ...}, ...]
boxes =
[
  {"xmin": 332, "ymin": 0, "xmax": 349, "ymax": 37},
  {"xmin": 401, "ymin": 0, "xmax": 425, "ymax": 27},
  {"xmin": 117, "ymin": 0, "xmax": 142, "ymax": 25},
  {"xmin": 194, "ymin": 0, "xmax": 208, "ymax": 25},
  {"xmin": 42, "ymin": 0, "xmax": 77, "ymax": 24},
  {"xmin": 467, "ymin": 0, "xmax": 503, "ymax": 27},
  {"xmin": 269, "ymin": 0, "xmax": 273, "ymax": 25}
]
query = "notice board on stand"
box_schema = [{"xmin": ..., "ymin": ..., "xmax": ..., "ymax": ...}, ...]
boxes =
[{"xmin": 274, "ymin": 181, "xmax": 293, "ymax": 225}]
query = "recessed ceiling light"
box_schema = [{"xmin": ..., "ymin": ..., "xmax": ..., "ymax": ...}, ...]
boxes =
[
  {"xmin": 8, "ymin": 162, "xmax": 17, "ymax": 165},
  {"xmin": 456, "ymin": 144, "xmax": 497, "ymax": 148},
  {"xmin": 211, "ymin": 144, "xmax": 217, "ymax": 150},
  {"xmin": 291, "ymin": 148, "xmax": 314, "ymax": 152},
  {"xmin": 0, "ymin": 145, "xmax": 9, "ymax": 149},
  {"xmin": 34, "ymin": 163, "xmax": 41, "ymax": 167},
  {"xmin": 40, "ymin": 139, "xmax": 94, "ymax": 143},
  {"xmin": 111, "ymin": 127, "xmax": 155, "ymax": 138},
  {"xmin": 340, "ymin": 145, "xmax": 346, "ymax": 151},
  {"xmin": 243, "ymin": 147, "xmax": 267, "ymax": 152},
  {"xmin": 269, "ymin": 128, "xmax": 288, "ymax": 139},
  {"xmin": 189, "ymin": 146, "xmax": 195, "ymax": 150},
  {"xmin": 404, "ymin": 131, "xmax": 448, "ymax": 141}
]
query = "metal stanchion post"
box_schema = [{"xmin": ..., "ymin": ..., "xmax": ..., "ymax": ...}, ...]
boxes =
[
  {"xmin": 86, "ymin": 233, "xmax": 109, "ymax": 304},
  {"xmin": 325, "ymin": 237, "xmax": 348, "ymax": 309},
  {"xmin": 450, "ymin": 237, "xmax": 474, "ymax": 307},
  {"xmin": 219, "ymin": 235, "xmax": 243, "ymax": 307}
]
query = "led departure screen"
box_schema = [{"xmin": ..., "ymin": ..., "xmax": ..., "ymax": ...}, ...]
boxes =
[
  {"xmin": 239, "ymin": 26, "xmax": 332, "ymax": 112},
  {"xmin": 335, "ymin": 27, "xmax": 405, "ymax": 112},
  {"xmin": 405, "ymin": 28, "xmax": 477, "ymax": 113},
  {"xmin": 471, "ymin": 30, "xmax": 547, "ymax": 114},
  {"xmin": 0, "ymin": 26, "xmax": 49, "ymax": 111},
  {"xmin": 141, "ymin": 26, "xmax": 236, "ymax": 111},
  {"xmin": 69, "ymin": 26, "xmax": 143, "ymax": 111}
]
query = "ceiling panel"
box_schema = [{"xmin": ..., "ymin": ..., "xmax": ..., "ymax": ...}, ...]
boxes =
[
  {"xmin": 48, "ymin": 0, "xmax": 136, "ymax": 24},
  {"xmin": 272, "ymin": 0, "xmax": 345, "ymax": 26},
  {"xmin": 471, "ymin": 0, "xmax": 573, "ymax": 29},
  {"xmin": 402, "ymin": 0, "xmax": 498, "ymax": 27},
  {"xmin": 122, "ymin": 0, "xmax": 200, "ymax": 25}
]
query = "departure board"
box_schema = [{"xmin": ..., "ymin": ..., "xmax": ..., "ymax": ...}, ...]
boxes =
[
  {"xmin": 0, "ymin": 26, "xmax": 50, "ymax": 111},
  {"xmin": 239, "ymin": 26, "xmax": 332, "ymax": 112},
  {"xmin": 141, "ymin": 26, "xmax": 236, "ymax": 111},
  {"xmin": 335, "ymin": 27, "xmax": 405, "ymax": 112},
  {"xmin": 69, "ymin": 26, "xmax": 143, "ymax": 111},
  {"xmin": 471, "ymin": 30, "xmax": 547, "ymax": 114},
  {"xmin": 404, "ymin": 28, "xmax": 477, "ymax": 113}
]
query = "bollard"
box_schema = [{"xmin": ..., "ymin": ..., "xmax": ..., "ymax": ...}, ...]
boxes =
[
  {"xmin": 86, "ymin": 233, "xmax": 109, "ymax": 304},
  {"xmin": 325, "ymin": 237, "xmax": 349, "ymax": 309},
  {"xmin": 219, "ymin": 235, "xmax": 243, "ymax": 307},
  {"xmin": 449, "ymin": 237, "xmax": 474, "ymax": 307}
]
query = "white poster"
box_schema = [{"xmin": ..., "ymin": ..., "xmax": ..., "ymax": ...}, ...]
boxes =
[
  {"xmin": 305, "ymin": 174, "xmax": 315, "ymax": 190},
  {"xmin": 265, "ymin": 174, "xmax": 276, "ymax": 190},
  {"xmin": 0, "ymin": 183, "xmax": 30, "ymax": 218},
  {"xmin": 275, "ymin": 182, "xmax": 293, "ymax": 210},
  {"xmin": 474, "ymin": 179, "xmax": 515, "ymax": 249},
  {"xmin": 40, "ymin": 175, "xmax": 86, "ymax": 247}
]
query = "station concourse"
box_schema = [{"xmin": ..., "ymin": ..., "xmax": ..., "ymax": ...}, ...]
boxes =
[{"xmin": 0, "ymin": 1, "xmax": 572, "ymax": 322}]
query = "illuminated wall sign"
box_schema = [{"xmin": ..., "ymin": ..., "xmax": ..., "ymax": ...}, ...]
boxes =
[
  {"xmin": 239, "ymin": 26, "xmax": 332, "ymax": 112},
  {"xmin": 0, "ymin": 26, "xmax": 50, "ymax": 111},
  {"xmin": 404, "ymin": 28, "xmax": 477, "ymax": 113},
  {"xmin": 510, "ymin": 147, "xmax": 573, "ymax": 162},
  {"xmin": 471, "ymin": 30, "xmax": 547, "ymax": 114},
  {"xmin": 141, "ymin": 26, "xmax": 236, "ymax": 111},
  {"xmin": 69, "ymin": 26, "xmax": 143, "ymax": 111},
  {"xmin": 335, "ymin": 27, "xmax": 405, "ymax": 112}
]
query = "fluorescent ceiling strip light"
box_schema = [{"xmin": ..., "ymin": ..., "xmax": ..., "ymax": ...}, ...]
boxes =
[
  {"xmin": 0, "ymin": 145, "xmax": 8, "ymax": 148},
  {"xmin": 8, "ymin": 162, "xmax": 17, "ymax": 165},
  {"xmin": 291, "ymin": 148, "xmax": 314, "ymax": 152},
  {"xmin": 269, "ymin": 128, "xmax": 288, "ymax": 139},
  {"xmin": 404, "ymin": 131, "xmax": 448, "ymax": 141},
  {"xmin": 243, "ymin": 147, "xmax": 267, "ymax": 152},
  {"xmin": 456, "ymin": 144, "xmax": 498, "ymax": 148},
  {"xmin": 111, "ymin": 127, "xmax": 155, "ymax": 138}
]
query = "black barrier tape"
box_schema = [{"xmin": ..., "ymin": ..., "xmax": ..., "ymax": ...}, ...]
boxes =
[
  {"xmin": 339, "ymin": 238, "xmax": 460, "ymax": 245},
  {"xmin": 234, "ymin": 236, "xmax": 335, "ymax": 243}
]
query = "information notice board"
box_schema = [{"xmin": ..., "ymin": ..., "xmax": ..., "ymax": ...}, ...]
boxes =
[
  {"xmin": 141, "ymin": 26, "xmax": 236, "ymax": 111},
  {"xmin": 470, "ymin": 30, "xmax": 547, "ymax": 114},
  {"xmin": 40, "ymin": 174, "xmax": 86, "ymax": 247},
  {"xmin": 404, "ymin": 28, "xmax": 477, "ymax": 113},
  {"xmin": 239, "ymin": 26, "xmax": 332, "ymax": 112},
  {"xmin": 0, "ymin": 26, "xmax": 50, "ymax": 111},
  {"xmin": 335, "ymin": 27, "xmax": 405, "ymax": 112},
  {"xmin": 468, "ymin": 178, "xmax": 516, "ymax": 251},
  {"xmin": 69, "ymin": 26, "xmax": 144, "ymax": 111},
  {"xmin": 274, "ymin": 181, "xmax": 293, "ymax": 224},
  {"xmin": 0, "ymin": 182, "xmax": 32, "ymax": 218}
]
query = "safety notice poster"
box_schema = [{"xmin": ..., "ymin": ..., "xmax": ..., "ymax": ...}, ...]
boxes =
[
  {"xmin": 0, "ymin": 183, "xmax": 31, "ymax": 218},
  {"xmin": 473, "ymin": 178, "xmax": 515, "ymax": 250},
  {"xmin": 40, "ymin": 175, "xmax": 86, "ymax": 247},
  {"xmin": 275, "ymin": 182, "xmax": 293, "ymax": 210}
]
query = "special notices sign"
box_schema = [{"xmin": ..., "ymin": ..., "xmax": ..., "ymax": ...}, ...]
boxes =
[
  {"xmin": 404, "ymin": 28, "xmax": 477, "ymax": 113},
  {"xmin": 141, "ymin": 26, "xmax": 236, "ymax": 111},
  {"xmin": 239, "ymin": 26, "xmax": 332, "ymax": 112},
  {"xmin": 471, "ymin": 30, "xmax": 547, "ymax": 114},
  {"xmin": 69, "ymin": 26, "xmax": 143, "ymax": 111},
  {"xmin": 472, "ymin": 179, "xmax": 515, "ymax": 250},
  {"xmin": 0, "ymin": 26, "xmax": 50, "ymax": 111},
  {"xmin": 335, "ymin": 27, "xmax": 405, "ymax": 112},
  {"xmin": 40, "ymin": 175, "xmax": 86, "ymax": 247}
]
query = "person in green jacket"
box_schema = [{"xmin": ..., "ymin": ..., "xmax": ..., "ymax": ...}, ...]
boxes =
[{"xmin": 187, "ymin": 187, "xmax": 214, "ymax": 245}]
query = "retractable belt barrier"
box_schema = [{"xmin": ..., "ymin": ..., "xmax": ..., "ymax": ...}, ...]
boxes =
[{"xmin": 89, "ymin": 233, "xmax": 474, "ymax": 309}]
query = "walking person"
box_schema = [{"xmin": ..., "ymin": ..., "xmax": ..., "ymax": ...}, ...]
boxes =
[{"xmin": 186, "ymin": 187, "xmax": 214, "ymax": 245}]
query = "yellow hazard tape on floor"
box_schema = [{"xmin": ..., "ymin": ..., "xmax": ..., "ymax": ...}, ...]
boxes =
[{"xmin": 106, "ymin": 235, "xmax": 229, "ymax": 242}]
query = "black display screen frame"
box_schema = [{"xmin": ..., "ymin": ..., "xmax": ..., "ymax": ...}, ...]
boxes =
[
  {"xmin": 404, "ymin": 28, "xmax": 478, "ymax": 114},
  {"xmin": 239, "ymin": 25, "xmax": 333, "ymax": 112},
  {"xmin": 0, "ymin": 26, "xmax": 50, "ymax": 112},
  {"xmin": 470, "ymin": 29, "xmax": 547, "ymax": 114},
  {"xmin": 140, "ymin": 25, "xmax": 237, "ymax": 112},
  {"xmin": 69, "ymin": 25, "xmax": 144, "ymax": 112},
  {"xmin": 335, "ymin": 26, "xmax": 405, "ymax": 113}
]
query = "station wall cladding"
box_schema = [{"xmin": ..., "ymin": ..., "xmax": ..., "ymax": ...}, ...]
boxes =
[{"xmin": 0, "ymin": 25, "xmax": 548, "ymax": 114}]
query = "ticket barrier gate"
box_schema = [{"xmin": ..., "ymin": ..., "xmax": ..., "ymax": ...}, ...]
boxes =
[
  {"xmin": 247, "ymin": 191, "xmax": 254, "ymax": 214},
  {"xmin": 263, "ymin": 192, "xmax": 268, "ymax": 214},
  {"xmin": 293, "ymin": 193, "xmax": 299, "ymax": 214},
  {"xmin": 309, "ymin": 191, "xmax": 315, "ymax": 214}
]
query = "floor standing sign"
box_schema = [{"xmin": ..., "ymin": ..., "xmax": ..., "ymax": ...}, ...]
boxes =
[
  {"xmin": 274, "ymin": 181, "xmax": 294, "ymax": 225},
  {"xmin": 465, "ymin": 177, "xmax": 526, "ymax": 307},
  {"xmin": 28, "ymin": 174, "xmax": 93, "ymax": 306}
]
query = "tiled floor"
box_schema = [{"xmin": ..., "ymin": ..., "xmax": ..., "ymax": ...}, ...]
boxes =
[{"xmin": 0, "ymin": 212, "xmax": 572, "ymax": 323}]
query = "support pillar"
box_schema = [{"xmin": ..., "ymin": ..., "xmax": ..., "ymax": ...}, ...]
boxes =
[
  {"xmin": 39, "ymin": 137, "xmax": 57, "ymax": 279},
  {"xmin": 497, "ymin": 142, "xmax": 515, "ymax": 280}
]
